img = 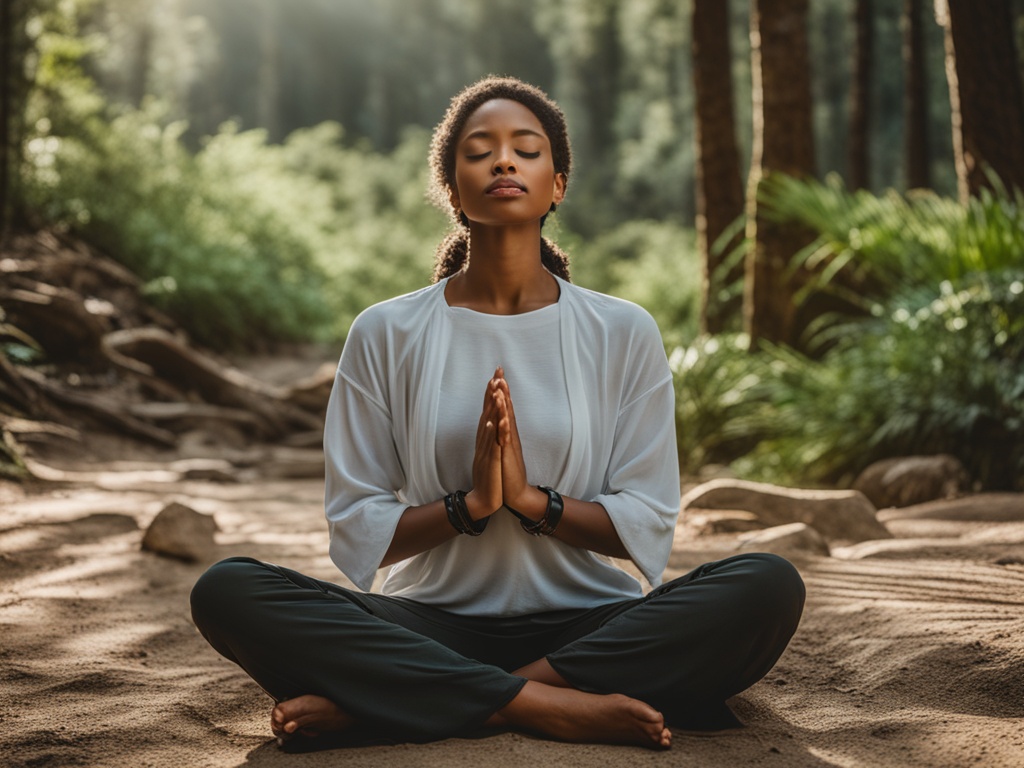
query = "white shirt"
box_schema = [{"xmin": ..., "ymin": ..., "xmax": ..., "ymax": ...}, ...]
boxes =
[{"xmin": 324, "ymin": 275, "xmax": 680, "ymax": 616}]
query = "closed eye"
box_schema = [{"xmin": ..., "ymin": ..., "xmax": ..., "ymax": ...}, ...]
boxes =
[
  {"xmin": 516, "ymin": 150, "xmax": 541, "ymax": 159},
  {"xmin": 466, "ymin": 151, "xmax": 491, "ymax": 161}
]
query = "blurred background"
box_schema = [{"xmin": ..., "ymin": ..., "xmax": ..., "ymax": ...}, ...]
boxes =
[{"xmin": 1, "ymin": 0, "xmax": 1022, "ymax": 491}]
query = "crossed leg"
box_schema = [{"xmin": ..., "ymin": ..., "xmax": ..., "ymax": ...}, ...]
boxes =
[
  {"xmin": 271, "ymin": 660, "xmax": 671, "ymax": 749},
  {"xmin": 194, "ymin": 554, "xmax": 803, "ymax": 751}
]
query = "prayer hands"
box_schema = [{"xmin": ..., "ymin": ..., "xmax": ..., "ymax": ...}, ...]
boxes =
[
  {"xmin": 467, "ymin": 367, "xmax": 546, "ymax": 522},
  {"xmin": 492, "ymin": 367, "xmax": 546, "ymax": 519}
]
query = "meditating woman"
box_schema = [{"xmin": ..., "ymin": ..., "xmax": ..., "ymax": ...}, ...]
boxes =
[{"xmin": 190, "ymin": 76, "xmax": 805, "ymax": 751}]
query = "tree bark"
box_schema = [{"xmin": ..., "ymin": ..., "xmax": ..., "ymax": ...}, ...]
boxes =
[
  {"xmin": 848, "ymin": 0, "xmax": 874, "ymax": 190},
  {"xmin": 693, "ymin": 0, "xmax": 746, "ymax": 335},
  {"xmin": 903, "ymin": 0, "xmax": 930, "ymax": 189},
  {"xmin": 0, "ymin": 0, "xmax": 14, "ymax": 240},
  {"xmin": 941, "ymin": 0, "xmax": 1024, "ymax": 201},
  {"xmin": 745, "ymin": 0, "xmax": 817, "ymax": 347}
]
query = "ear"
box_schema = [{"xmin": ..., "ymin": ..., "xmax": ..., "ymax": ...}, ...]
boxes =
[
  {"xmin": 448, "ymin": 187, "xmax": 461, "ymax": 212},
  {"xmin": 552, "ymin": 173, "xmax": 566, "ymax": 205}
]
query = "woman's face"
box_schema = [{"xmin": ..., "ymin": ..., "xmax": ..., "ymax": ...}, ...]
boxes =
[{"xmin": 451, "ymin": 99, "xmax": 566, "ymax": 227}]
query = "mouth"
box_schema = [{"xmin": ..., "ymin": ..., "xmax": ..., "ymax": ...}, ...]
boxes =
[{"xmin": 485, "ymin": 179, "xmax": 527, "ymax": 195}]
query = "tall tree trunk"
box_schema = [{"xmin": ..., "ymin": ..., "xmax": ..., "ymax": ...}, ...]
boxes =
[
  {"xmin": 745, "ymin": 0, "xmax": 817, "ymax": 347},
  {"xmin": 903, "ymin": 0, "xmax": 930, "ymax": 189},
  {"xmin": 0, "ymin": 0, "xmax": 13, "ymax": 241},
  {"xmin": 848, "ymin": 0, "xmax": 874, "ymax": 190},
  {"xmin": 692, "ymin": 0, "xmax": 745, "ymax": 334},
  {"xmin": 257, "ymin": 0, "xmax": 281, "ymax": 141},
  {"xmin": 940, "ymin": 0, "xmax": 1024, "ymax": 201},
  {"xmin": 128, "ymin": 10, "xmax": 153, "ymax": 108}
]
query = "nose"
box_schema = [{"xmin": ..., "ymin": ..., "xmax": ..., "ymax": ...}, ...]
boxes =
[{"xmin": 492, "ymin": 147, "xmax": 516, "ymax": 175}]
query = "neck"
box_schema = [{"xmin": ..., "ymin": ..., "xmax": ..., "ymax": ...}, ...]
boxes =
[{"xmin": 446, "ymin": 222, "xmax": 559, "ymax": 314}]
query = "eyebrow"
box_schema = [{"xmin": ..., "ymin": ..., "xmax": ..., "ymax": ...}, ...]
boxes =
[{"xmin": 461, "ymin": 128, "xmax": 546, "ymax": 142}]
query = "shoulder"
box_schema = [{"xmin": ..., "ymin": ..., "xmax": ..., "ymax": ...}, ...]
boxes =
[
  {"xmin": 340, "ymin": 281, "xmax": 446, "ymax": 377},
  {"xmin": 348, "ymin": 281, "xmax": 446, "ymax": 341}
]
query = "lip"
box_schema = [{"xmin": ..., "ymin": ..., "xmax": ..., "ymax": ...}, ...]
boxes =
[{"xmin": 485, "ymin": 178, "xmax": 527, "ymax": 195}]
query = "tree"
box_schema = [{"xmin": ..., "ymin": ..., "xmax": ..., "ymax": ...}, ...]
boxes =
[
  {"xmin": 848, "ymin": 0, "xmax": 873, "ymax": 189},
  {"xmin": 744, "ymin": 0, "xmax": 817, "ymax": 347},
  {"xmin": 692, "ymin": 0, "xmax": 745, "ymax": 333},
  {"xmin": 1, "ymin": 0, "xmax": 21, "ymax": 241},
  {"xmin": 902, "ymin": 0, "xmax": 930, "ymax": 189},
  {"xmin": 940, "ymin": 0, "xmax": 1024, "ymax": 201}
]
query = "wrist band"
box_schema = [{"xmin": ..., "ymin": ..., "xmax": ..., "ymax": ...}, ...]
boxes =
[
  {"xmin": 511, "ymin": 486, "xmax": 563, "ymax": 537},
  {"xmin": 445, "ymin": 491, "xmax": 488, "ymax": 536}
]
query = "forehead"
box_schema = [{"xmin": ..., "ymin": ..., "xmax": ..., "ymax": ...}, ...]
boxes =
[{"xmin": 458, "ymin": 99, "xmax": 549, "ymax": 142}]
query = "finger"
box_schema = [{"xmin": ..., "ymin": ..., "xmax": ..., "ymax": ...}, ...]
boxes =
[{"xmin": 494, "ymin": 379, "xmax": 520, "ymax": 438}]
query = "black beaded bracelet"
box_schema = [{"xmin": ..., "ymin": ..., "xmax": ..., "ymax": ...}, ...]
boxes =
[
  {"xmin": 445, "ymin": 491, "xmax": 488, "ymax": 536},
  {"xmin": 510, "ymin": 486, "xmax": 563, "ymax": 537}
]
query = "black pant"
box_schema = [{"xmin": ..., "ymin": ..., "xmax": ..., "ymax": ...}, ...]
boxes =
[{"xmin": 190, "ymin": 553, "xmax": 804, "ymax": 743}]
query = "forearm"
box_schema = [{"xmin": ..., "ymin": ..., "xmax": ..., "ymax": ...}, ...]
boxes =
[
  {"xmin": 379, "ymin": 490, "xmax": 495, "ymax": 568},
  {"xmin": 511, "ymin": 486, "xmax": 629, "ymax": 560}
]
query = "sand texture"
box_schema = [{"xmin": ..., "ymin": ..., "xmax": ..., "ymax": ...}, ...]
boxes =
[{"xmin": 2, "ymin": 462, "xmax": 1023, "ymax": 768}]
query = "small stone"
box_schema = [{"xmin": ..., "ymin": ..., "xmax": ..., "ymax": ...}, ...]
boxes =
[
  {"xmin": 852, "ymin": 454, "xmax": 970, "ymax": 509},
  {"xmin": 681, "ymin": 478, "xmax": 890, "ymax": 544},
  {"xmin": 141, "ymin": 502, "xmax": 218, "ymax": 562}
]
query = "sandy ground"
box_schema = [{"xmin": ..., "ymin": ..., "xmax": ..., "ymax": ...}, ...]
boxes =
[{"xmin": 2, "ymin": 455, "xmax": 1023, "ymax": 768}]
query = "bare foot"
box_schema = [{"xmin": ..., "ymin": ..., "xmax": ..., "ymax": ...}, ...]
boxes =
[
  {"xmin": 489, "ymin": 681, "xmax": 671, "ymax": 750},
  {"xmin": 271, "ymin": 695, "xmax": 354, "ymax": 742}
]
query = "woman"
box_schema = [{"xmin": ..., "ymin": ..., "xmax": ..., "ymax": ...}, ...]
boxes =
[{"xmin": 190, "ymin": 76, "xmax": 804, "ymax": 751}]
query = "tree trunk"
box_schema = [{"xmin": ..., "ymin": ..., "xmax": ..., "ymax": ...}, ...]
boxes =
[
  {"xmin": 693, "ymin": 0, "xmax": 745, "ymax": 334},
  {"xmin": 0, "ymin": 0, "xmax": 13, "ymax": 241},
  {"xmin": 745, "ymin": 0, "xmax": 817, "ymax": 347},
  {"xmin": 257, "ymin": 0, "xmax": 281, "ymax": 141},
  {"xmin": 940, "ymin": 0, "xmax": 1024, "ymax": 201},
  {"xmin": 848, "ymin": 0, "xmax": 874, "ymax": 190},
  {"xmin": 903, "ymin": 0, "xmax": 930, "ymax": 189}
]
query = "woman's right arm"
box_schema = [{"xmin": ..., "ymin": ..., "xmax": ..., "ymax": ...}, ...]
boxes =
[{"xmin": 381, "ymin": 373, "xmax": 504, "ymax": 565}]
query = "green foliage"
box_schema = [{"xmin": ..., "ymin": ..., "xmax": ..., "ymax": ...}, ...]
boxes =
[
  {"xmin": 669, "ymin": 334, "xmax": 774, "ymax": 479},
  {"xmin": 570, "ymin": 220, "xmax": 701, "ymax": 345},
  {"xmin": 678, "ymin": 177, "xmax": 1024, "ymax": 491},
  {"xmin": 758, "ymin": 173, "xmax": 1024, "ymax": 321},
  {"xmin": 23, "ymin": 103, "xmax": 334, "ymax": 348}
]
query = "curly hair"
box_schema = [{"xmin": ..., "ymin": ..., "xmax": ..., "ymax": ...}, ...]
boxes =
[{"xmin": 427, "ymin": 76, "xmax": 573, "ymax": 283}]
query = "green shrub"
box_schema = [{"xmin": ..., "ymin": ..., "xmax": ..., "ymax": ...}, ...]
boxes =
[
  {"xmin": 572, "ymin": 220, "xmax": 700, "ymax": 345},
  {"xmin": 680, "ymin": 177, "xmax": 1024, "ymax": 491}
]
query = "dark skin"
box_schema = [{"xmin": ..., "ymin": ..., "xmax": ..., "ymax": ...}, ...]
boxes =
[{"xmin": 272, "ymin": 99, "xmax": 670, "ymax": 750}]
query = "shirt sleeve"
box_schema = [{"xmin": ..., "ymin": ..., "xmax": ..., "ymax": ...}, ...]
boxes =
[
  {"xmin": 591, "ymin": 317, "xmax": 680, "ymax": 587},
  {"xmin": 323, "ymin": 321, "xmax": 409, "ymax": 591}
]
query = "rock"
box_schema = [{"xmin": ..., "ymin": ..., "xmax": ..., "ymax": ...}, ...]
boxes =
[
  {"xmin": 738, "ymin": 523, "xmax": 830, "ymax": 558},
  {"xmin": 681, "ymin": 478, "xmax": 891, "ymax": 544},
  {"xmin": 852, "ymin": 454, "xmax": 970, "ymax": 509},
  {"xmin": 141, "ymin": 502, "xmax": 218, "ymax": 562},
  {"xmin": 685, "ymin": 509, "xmax": 764, "ymax": 536}
]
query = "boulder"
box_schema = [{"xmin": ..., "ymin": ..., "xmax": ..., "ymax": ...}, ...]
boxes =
[
  {"xmin": 738, "ymin": 523, "xmax": 830, "ymax": 558},
  {"xmin": 852, "ymin": 454, "xmax": 970, "ymax": 509},
  {"xmin": 141, "ymin": 502, "xmax": 218, "ymax": 562},
  {"xmin": 681, "ymin": 478, "xmax": 890, "ymax": 544}
]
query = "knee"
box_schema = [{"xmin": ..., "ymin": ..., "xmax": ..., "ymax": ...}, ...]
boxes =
[
  {"xmin": 189, "ymin": 556, "xmax": 266, "ymax": 631},
  {"xmin": 732, "ymin": 553, "xmax": 806, "ymax": 628}
]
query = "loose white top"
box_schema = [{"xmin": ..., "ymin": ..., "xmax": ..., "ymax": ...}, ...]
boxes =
[{"xmin": 324, "ymin": 276, "xmax": 680, "ymax": 616}]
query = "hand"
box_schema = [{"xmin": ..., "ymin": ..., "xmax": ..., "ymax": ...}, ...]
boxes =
[
  {"xmin": 493, "ymin": 367, "xmax": 547, "ymax": 519},
  {"xmin": 465, "ymin": 368, "xmax": 503, "ymax": 520}
]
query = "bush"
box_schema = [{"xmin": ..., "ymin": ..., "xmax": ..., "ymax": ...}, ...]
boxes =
[{"xmin": 678, "ymin": 177, "xmax": 1024, "ymax": 491}]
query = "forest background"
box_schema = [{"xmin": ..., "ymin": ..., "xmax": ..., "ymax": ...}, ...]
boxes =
[{"xmin": 1, "ymin": 0, "xmax": 1023, "ymax": 493}]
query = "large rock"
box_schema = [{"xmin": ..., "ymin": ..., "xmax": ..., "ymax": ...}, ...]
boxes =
[
  {"xmin": 681, "ymin": 478, "xmax": 890, "ymax": 544},
  {"xmin": 738, "ymin": 522, "xmax": 831, "ymax": 558},
  {"xmin": 852, "ymin": 454, "xmax": 970, "ymax": 509},
  {"xmin": 141, "ymin": 502, "xmax": 218, "ymax": 562}
]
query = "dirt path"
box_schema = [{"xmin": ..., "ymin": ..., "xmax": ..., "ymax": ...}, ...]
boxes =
[{"xmin": 2, "ymin": 462, "xmax": 1022, "ymax": 767}]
